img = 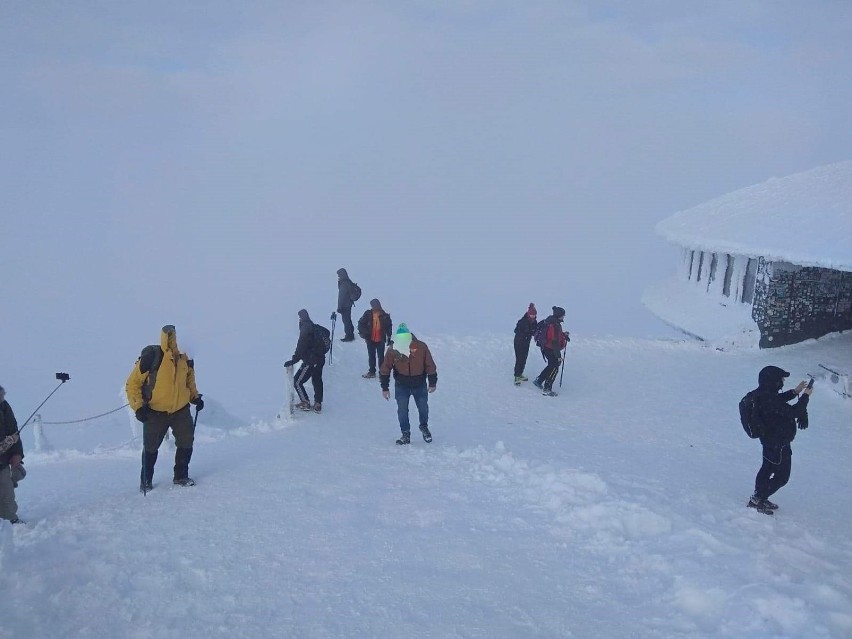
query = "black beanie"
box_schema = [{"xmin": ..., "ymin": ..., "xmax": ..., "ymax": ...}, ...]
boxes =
[{"xmin": 552, "ymin": 306, "xmax": 566, "ymax": 319}]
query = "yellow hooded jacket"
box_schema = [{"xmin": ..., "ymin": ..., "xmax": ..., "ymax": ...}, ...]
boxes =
[{"xmin": 126, "ymin": 326, "xmax": 200, "ymax": 414}]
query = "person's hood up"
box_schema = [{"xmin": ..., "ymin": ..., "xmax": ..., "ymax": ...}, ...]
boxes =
[
  {"xmin": 160, "ymin": 325, "xmax": 179, "ymax": 354},
  {"xmin": 758, "ymin": 365, "xmax": 790, "ymax": 391},
  {"xmin": 337, "ymin": 268, "xmax": 349, "ymax": 279}
]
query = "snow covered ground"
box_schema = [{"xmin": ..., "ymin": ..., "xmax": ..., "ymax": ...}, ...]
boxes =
[{"xmin": 3, "ymin": 332, "xmax": 852, "ymax": 639}]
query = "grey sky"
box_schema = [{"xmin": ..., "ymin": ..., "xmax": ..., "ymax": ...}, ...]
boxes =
[{"xmin": 2, "ymin": 1, "xmax": 850, "ymax": 421}]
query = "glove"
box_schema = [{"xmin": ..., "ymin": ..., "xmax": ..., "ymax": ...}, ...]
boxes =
[
  {"xmin": 191, "ymin": 395, "xmax": 205, "ymax": 411},
  {"xmin": 135, "ymin": 406, "xmax": 150, "ymax": 423},
  {"xmin": 284, "ymin": 359, "xmax": 295, "ymax": 368}
]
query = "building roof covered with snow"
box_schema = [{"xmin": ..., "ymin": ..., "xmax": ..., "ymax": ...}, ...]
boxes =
[{"xmin": 656, "ymin": 161, "xmax": 852, "ymax": 273}]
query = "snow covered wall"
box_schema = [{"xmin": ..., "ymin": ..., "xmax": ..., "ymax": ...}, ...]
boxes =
[{"xmin": 646, "ymin": 161, "xmax": 852, "ymax": 348}]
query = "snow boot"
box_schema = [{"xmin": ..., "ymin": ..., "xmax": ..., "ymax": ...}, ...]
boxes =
[
  {"xmin": 312, "ymin": 402, "xmax": 322, "ymax": 413},
  {"xmin": 532, "ymin": 378, "xmax": 543, "ymax": 390},
  {"xmin": 294, "ymin": 401, "xmax": 312, "ymax": 411},
  {"xmin": 396, "ymin": 432, "xmax": 411, "ymax": 445},
  {"xmin": 9, "ymin": 518, "xmax": 25, "ymax": 525},
  {"xmin": 173, "ymin": 447, "xmax": 194, "ymax": 486},
  {"xmin": 747, "ymin": 495, "xmax": 774, "ymax": 515},
  {"xmin": 362, "ymin": 371, "xmax": 377, "ymax": 379},
  {"xmin": 419, "ymin": 424, "xmax": 432, "ymax": 443},
  {"xmin": 762, "ymin": 498, "xmax": 779, "ymax": 510},
  {"xmin": 514, "ymin": 376, "xmax": 524, "ymax": 386},
  {"xmin": 542, "ymin": 389, "xmax": 558, "ymax": 397}
]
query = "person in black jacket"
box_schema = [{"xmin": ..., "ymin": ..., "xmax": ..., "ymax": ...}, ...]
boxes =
[
  {"xmin": 748, "ymin": 365, "xmax": 812, "ymax": 515},
  {"xmin": 337, "ymin": 268, "xmax": 357, "ymax": 342},
  {"xmin": 358, "ymin": 298, "xmax": 393, "ymax": 379},
  {"xmin": 285, "ymin": 310, "xmax": 325, "ymax": 413},
  {"xmin": 513, "ymin": 303, "xmax": 537, "ymax": 385},
  {"xmin": 0, "ymin": 385, "xmax": 25, "ymax": 524}
]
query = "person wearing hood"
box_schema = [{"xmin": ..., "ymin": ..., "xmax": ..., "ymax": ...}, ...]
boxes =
[
  {"xmin": 358, "ymin": 298, "xmax": 393, "ymax": 379},
  {"xmin": 513, "ymin": 303, "xmax": 538, "ymax": 385},
  {"xmin": 126, "ymin": 325, "xmax": 204, "ymax": 490},
  {"xmin": 285, "ymin": 309, "xmax": 325, "ymax": 413},
  {"xmin": 380, "ymin": 324, "xmax": 437, "ymax": 445},
  {"xmin": 532, "ymin": 306, "xmax": 570, "ymax": 397},
  {"xmin": 336, "ymin": 268, "xmax": 357, "ymax": 342},
  {"xmin": 0, "ymin": 385, "xmax": 25, "ymax": 524},
  {"xmin": 748, "ymin": 365, "xmax": 812, "ymax": 515}
]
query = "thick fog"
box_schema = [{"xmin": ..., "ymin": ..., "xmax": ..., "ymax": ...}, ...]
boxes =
[{"xmin": 2, "ymin": 1, "xmax": 850, "ymax": 421}]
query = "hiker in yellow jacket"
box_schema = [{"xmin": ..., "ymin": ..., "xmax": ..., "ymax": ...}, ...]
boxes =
[{"xmin": 126, "ymin": 325, "xmax": 204, "ymax": 490}]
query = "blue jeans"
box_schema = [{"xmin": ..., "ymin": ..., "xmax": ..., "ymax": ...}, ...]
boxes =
[{"xmin": 395, "ymin": 383, "xmax": 429, "ymax": 434}]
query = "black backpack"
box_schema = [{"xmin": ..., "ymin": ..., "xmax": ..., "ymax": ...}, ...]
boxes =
[
  {"xmin": 350, "ymin": 282, "xmax": 362, "ymax": 302},
  {"xmin": 533, "ymin": 320, "xmax": 548, "ymax": 347},
  {"xmin": 139, "ymin": 345, "xmax": 164, "ymax": 402},
  {"xmin": 313, "ymin": 324, "xmax": 332, "ymax": 355},
  {"xmin": 739, "ymin": 389, "xmax": 763, "ymax": 439}
]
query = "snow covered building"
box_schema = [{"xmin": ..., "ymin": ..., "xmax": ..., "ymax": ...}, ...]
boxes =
[{"xmin": 643, "ymin": 161, "xmax": 852, "ymax": 348}]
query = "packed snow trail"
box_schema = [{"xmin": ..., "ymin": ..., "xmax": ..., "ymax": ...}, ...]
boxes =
[{"xmin": 2, "ymin": 334, "xmax": 851, "ymax": 638}]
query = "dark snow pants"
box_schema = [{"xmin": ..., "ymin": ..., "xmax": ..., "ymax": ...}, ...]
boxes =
[
  {"xmin": 754, "ymin": 441, "xmax": 792, "ymax": 500},
  {"xmin": 366, "ymin": 340, "xmax": 386, "ymax": 375},
  {"xmin": 340, "ymin": 306, "xmax": 354, "ymax": 339},
  {"xmin": 295, "ymin": 362, "xmax": 324, "ymax": 404},
  {"xmin": 142, "ymin": 405, "xmax": 195, "ymax": 482},
  {"xmin": 536, "ymin": 349, "xmax": 561, "ymax": 390},
  {"xmin": 514, "ymin": 337, "xmax": 531, "ymax": 377}
]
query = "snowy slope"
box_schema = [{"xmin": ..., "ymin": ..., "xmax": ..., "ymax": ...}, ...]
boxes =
[
  {"xmin": 656, "ymin": 161, "xmax": 852, "ymax": 272},
  {"xmin": 2, "ymin": 333, "xmax": 852, "ymax": 639}
]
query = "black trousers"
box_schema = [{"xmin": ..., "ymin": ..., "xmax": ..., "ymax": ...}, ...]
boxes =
[
  {"xmin": 514, "ymin": 338, "xmax": 531, "ymax": 377},
  {"xmin": 295, "ymin": 362, "xmax": 324, "ymax": 404},
  {"xmin": 340, "ymin": 306, "xmax": 354, "ymax": 338},
  {"xmin": 366, "ymin": 340, "xmax": 386, "ymax": 374},
  {"xmin": 754, "ymin": 441, "xmax": 792, "ymax": 500},
  {"xmin": 536, "ymin": 349, "xmax": 561, "ymax": 390}
]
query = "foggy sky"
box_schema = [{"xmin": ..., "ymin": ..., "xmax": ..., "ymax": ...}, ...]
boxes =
[{"xmin": 2, "ymin": 1, "xmax": 851, "ymax": 422}]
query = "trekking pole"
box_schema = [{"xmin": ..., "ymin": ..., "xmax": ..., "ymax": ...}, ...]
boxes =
[
  {"xmin": 558, "ymin": 345, "xmax": 567, "ymax": 388},
  {"xmin": 329, "ymin": 312, "xmax": 337, "ymax": 364}
]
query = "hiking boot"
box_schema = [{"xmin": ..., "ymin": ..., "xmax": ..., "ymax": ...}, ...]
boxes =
[
  {"xmin": 362, "ymin": 371, "xmax": 377, "ymax": 379},
  {"xmin": 294, "ymin": 401, "xmax": 312, "ymax": 411},
  {"xmin": 173, "ymin": 477, "xmax": 196, "ymax": 487},
  {"xmin": 514, "ymin": 376, "xmax": 524, "ymax": 386},
  {"xmin": 419, "ymin": 424, "xmax": 432, "ymax": 443},
  {"xmin": 340, "ymin": 336, "xmax": 355, "ymax": 342},
  {"xmin": 396, "ymin": 432, "xmax": 411, "ymax": 445},
  {"xmin": 140, "ymin": 479, "xmax": 153, "ymax": 493},
  {"xmin": 532, "ymin": 378, "xmax": 543, "ymax": 390},
  {"xmin": 747, "ymin": 495, "xmax": 774, "ymax": 515},
  {"xmin": 312, "ymin": 402, "xmax": 322, "ymax": 413},
  {"xmin": 542, "ymin": 389, "xmax": 558, "ymax": 397},
  {"xmin": 762, "ymin": 499, "xmax": 779, "ymax": 510},
  {"xmin": 9, "ymin": 518, "xmax": 25, "ymax": 525},
  {"xmin": 518, "ymin": 375, "xmax": 529, "ymax": 381}
]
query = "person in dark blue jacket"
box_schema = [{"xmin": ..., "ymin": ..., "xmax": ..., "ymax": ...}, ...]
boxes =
[
  {"xmin": 513, "ymin": 303, "xmax": 537, "ymax": 385},
  {"xmin": 748, "ymin": 366, "xmax": 812, "ymax": 515},
  {"xmin": 285, "ymin": 310, "xmax": 326, "ymax": 413}
]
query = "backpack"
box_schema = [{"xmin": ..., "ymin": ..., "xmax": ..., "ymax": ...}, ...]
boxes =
[
  {"xmin": 739, "ymin": 389, "xmax": 763, "ymax": 439},
  {"xmin": 139, "ymin": 345, "xmax": 164, "ymax": 402},
  {"xmin": 533, "ymin": 320, "xmax": 548, "ymax": 347},
  {"xmin": 350, "ymin": 282, "xmax": 362, "ymax": 302},
  {"xmin": 313, "ymin": 324, "xmax": 332, "ymax": 355}
]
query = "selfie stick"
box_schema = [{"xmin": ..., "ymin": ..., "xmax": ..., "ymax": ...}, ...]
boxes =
[{"xmin": 16, "ymin": 373, "xmax": 71, "ymax": 435}]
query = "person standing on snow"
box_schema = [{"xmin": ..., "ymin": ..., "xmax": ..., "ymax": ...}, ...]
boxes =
[
  {"xmin": 285, "ymin": 309, "xmax": 325, "ymax": 413},
  {"xmin": 336, "ymin": 268, "xmax": 357, "ymax": 342},
  {"xmin": 358, "ymin": 298, "xmax": 393, "ymax": 379},
  {"xmin": 747, "ymin": 365, "xmax": 812, "ymax": 515},
  {"xmin": 532, "ymin": 306, "xmax": 570, "ymax": 397},
  {"xmin": 380, "ymin": 324, "xmax": 437, "ymax": 445},
  {"xmin": 126, "ymin": 325, "xmax": 205, "ymax": 490},
  {"xmin": 0, "ymin": 385, "xmax": 26, "ymax": 524},
  {"xmin": 513, "ymin": 303, "xmax": 537, "ymax": 385}
]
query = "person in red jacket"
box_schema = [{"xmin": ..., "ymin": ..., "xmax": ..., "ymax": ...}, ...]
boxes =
[{"xmin": 532, "ymin": 306, "xmax": 570, "ymax": 397}]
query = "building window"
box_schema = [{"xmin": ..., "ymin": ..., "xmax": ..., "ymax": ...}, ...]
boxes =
[
  {"xmin": 742, "ymin": 258, "xmax": 758, "ymax": 303},
  {"xmin": 707, "ymin": 253, "xmax": 718, "ymax": 289},
  {"xmin": 696, "ymin": 252, "xmax": 705, "ymax": 282},
  {"xmin": 722, "ymin": 254, "xmax": 734, "ymax": 297},
  {"xmin": 687, "ymin": 250, "xmax": 695, "ymax": 280}
]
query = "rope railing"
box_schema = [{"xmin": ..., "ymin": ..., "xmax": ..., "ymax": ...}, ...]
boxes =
[{"xmin": 40, "ymin": 403, "xmax": 130, "ymax": 425}]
